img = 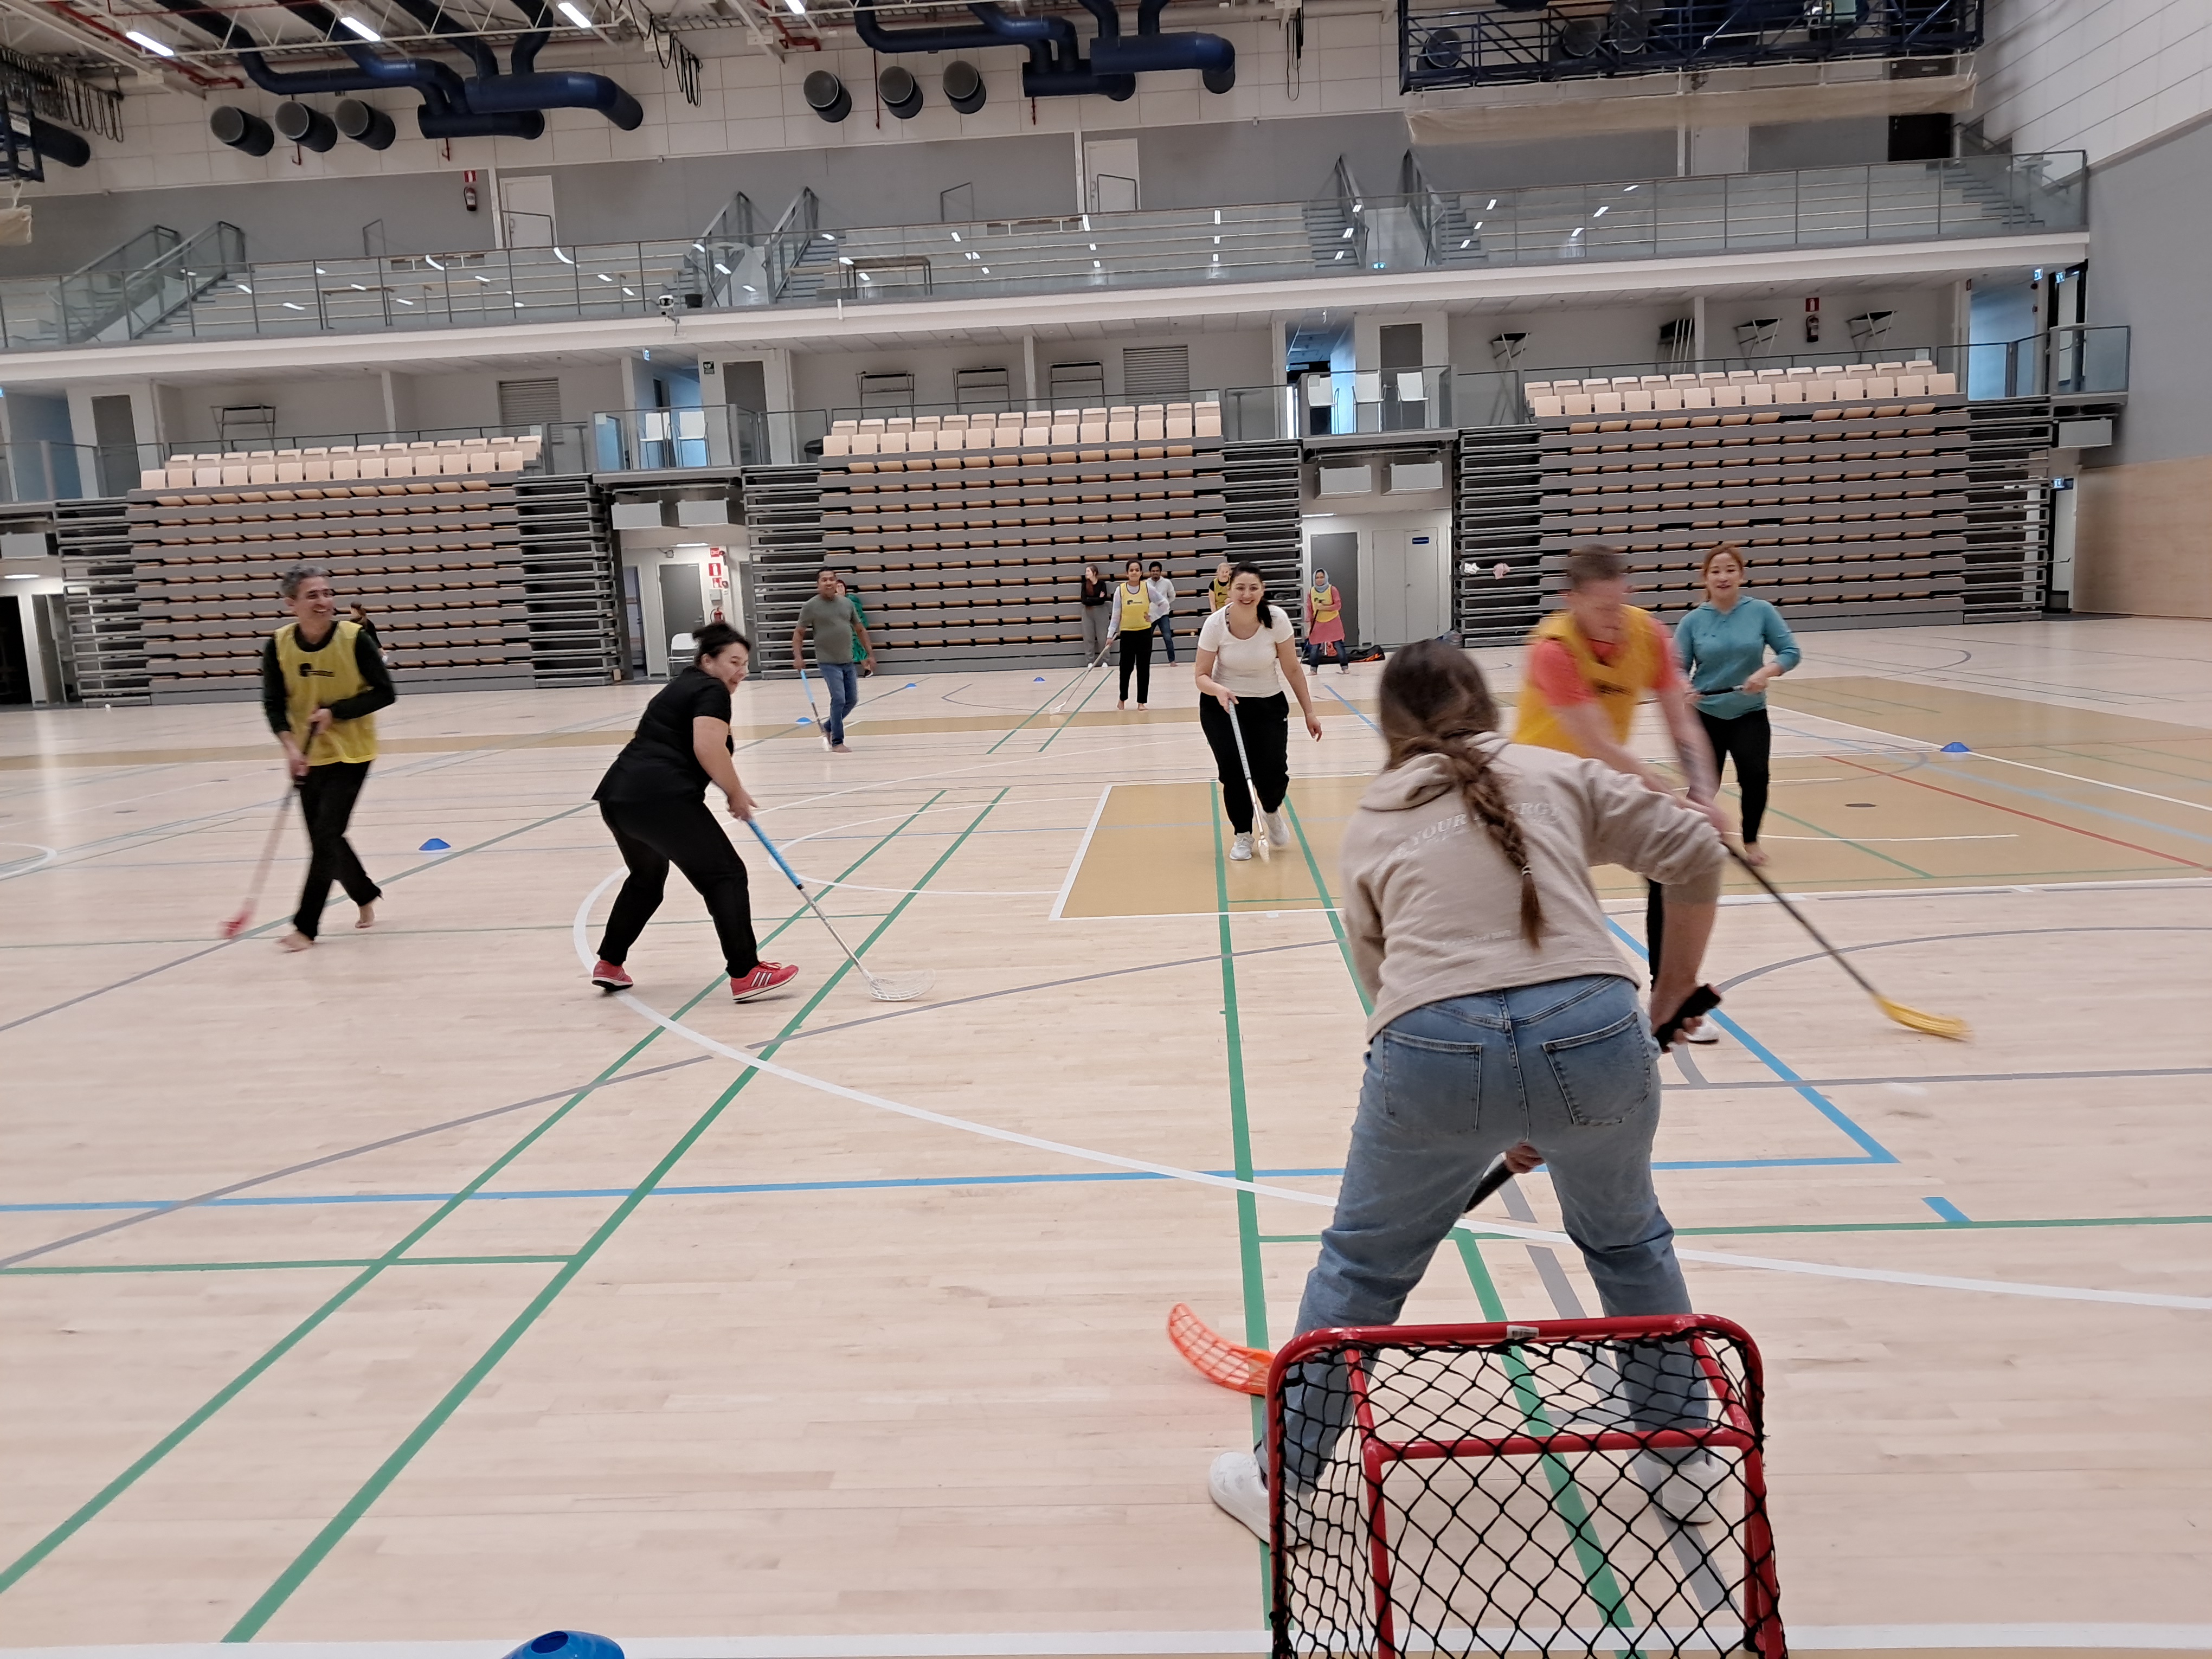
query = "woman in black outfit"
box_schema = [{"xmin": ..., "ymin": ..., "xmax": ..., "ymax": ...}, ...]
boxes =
[
  {"xmin": 588, "ymin": 622, "xmax": 801, "ymax": 1004},
  {"xmin": 1079, "ymin": 563, "xmax": 1113, "ymax": 664}
]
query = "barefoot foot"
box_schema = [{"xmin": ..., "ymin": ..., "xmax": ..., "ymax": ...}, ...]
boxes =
[
  {"xmin": 356, "ymin": 901, "xmax": 377, "ymax": 930},
  {"xmin": 277, "ymin": 930, "xmax": 314, "ymax": 952},
  {"xmin": 1740, "ymin": 843, "xmax": 1769, "ymax": 867}
]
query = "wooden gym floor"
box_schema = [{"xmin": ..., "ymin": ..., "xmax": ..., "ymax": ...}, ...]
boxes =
[{"xmin": 1, "ymin": 617, "xmax": 2207, "ymax": 1659}]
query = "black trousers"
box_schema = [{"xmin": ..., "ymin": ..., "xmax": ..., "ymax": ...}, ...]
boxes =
[
  {"xmin": 1699, "ymin": 706, "xmax": 1773, "ymax": 844},
  {"xmin": 1117, "ymin": 627, "xmax": 1153, "ymax": 704},
  {"xmin": 597, "ymin": 797, "xmax": 760, "ymax": 978},
  {"xmin": 294, "ymin": 760, "xmax": 381, "ymax": 938},
  {"xmin": 1199, "ymin": 692, "xmax": 1290, "ymax": 833}
]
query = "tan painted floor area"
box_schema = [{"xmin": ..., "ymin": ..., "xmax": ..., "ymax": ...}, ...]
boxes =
[{"xmin": 1, "ymin": 619, "xmax": 2209, "ymax": 1656}]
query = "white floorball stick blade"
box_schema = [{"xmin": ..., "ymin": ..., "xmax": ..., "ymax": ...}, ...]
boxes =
[{"xmin": 864, "ymin": 969, "xmax": 935, "ymax": 1002}]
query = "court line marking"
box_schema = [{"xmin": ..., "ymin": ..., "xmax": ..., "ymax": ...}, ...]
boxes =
[
  {"xmin": 1049, "ymin": 785, "xmax": 1114, "ymax": 921},
  {"xmin": 0, "ymin": 806, "xmax": 948, "ymax": 1605},
  {"xmin": 1760, "ymin": 833, "xmax": 2016, "ymax": 843},
  {"xmin": 574, "ymin": 886, "xmax": 2212, "ymax": 1311},
  {"xmin": 1967, "ymin": 750, "xmax": 2212, "ymax": 814}
]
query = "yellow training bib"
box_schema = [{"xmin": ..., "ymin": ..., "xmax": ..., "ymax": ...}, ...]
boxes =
[
  {"xmin": 1512, "ymin": 606, "xmax": 1666, "ymax": 754},
  {"xmin": 275, "ymin": 619, "xmax": 378, "ymax": 765},
  {"xmin": 1118, "ymin": 582, "xmax": 1153, "ymax": 631},
  {"xmin": 1310, "ymin": 585, "xmax": 1342, "ymax": 627}
]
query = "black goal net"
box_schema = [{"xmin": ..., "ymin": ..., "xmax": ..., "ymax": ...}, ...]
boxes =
[{"xmin": 1266, "ymin": 1315, "xmax": 1785, "ymax": 1658}]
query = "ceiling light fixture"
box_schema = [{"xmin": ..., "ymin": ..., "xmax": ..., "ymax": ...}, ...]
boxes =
[
  {"xmin": 1593, "ymin": 205, "xmax": 1608, "ymax": 217},
  {"xmin": 282, "ymin": 301, "xmax": 306, "ymax": 310},
  {"xmin": 950, "ymin": 230, "xmax": 961, "ymax": 242},
  {"xmin": 556, "ymin": 1, "xmax": 593, "ymax": 25},
  {"xmin": 339, "ymin": 14, "xmax": 380, "ymax": 40},
  {"xmin": 235, "ymin": 282, "xmax": 253, "ymax": 293},
  {"xmin": 350, "ymin": 282, "xmax": 367, "ymax": 290},
  {"xmin": 124, "ymin": 28, "xmax": 174, "ymax": 56},
  {"xmin": 713, "ymin": 261, "xmax": 730, "ymax": 274},
  {"xmin": 554, "ymin": 246, "xmax": 574, "ymax": 263},
  {"xmin": 395, "ymin": 295, "xmax": 414, "ymax": 305},
  {"xmin": 622, "ymin": 286, "xmax": 635, "ymax": 295},
  {"xmin": 979, "ymin": 266, "xmax": 989, "ymax": 274},
  {"xmin": 784, "ymin": 0, "xmax": 805, "ymax": 13},
  {"xmin": 742, "ymin": 284, "xmax": 757, "ymax": 293},
  {"xmin": 597, "ymin": 272, "xmax": 612, "ymax": 282}
]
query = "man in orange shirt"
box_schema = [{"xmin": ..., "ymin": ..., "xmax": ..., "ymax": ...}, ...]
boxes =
[{"xmin": 1516, "ymin": 544, "xmax": 1728, "ymax": 1038}]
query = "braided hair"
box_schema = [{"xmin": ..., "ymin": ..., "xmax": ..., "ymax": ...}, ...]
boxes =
[{"xmin": 1376, "ymin": 638, "xmax": 1544, "ymax": 947}]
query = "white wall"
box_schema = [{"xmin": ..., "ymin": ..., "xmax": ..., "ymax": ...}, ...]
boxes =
[{"xmin": 1978, "ymin": 0, "xmax": 2211, "ymax": 162}]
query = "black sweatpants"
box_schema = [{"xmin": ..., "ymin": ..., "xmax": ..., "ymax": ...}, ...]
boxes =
[
  {"xmin": 1699, "ymin": 706, "xmax": 1773, "ymax": 844},
  {"xmin": 294, "ymin": 760, "xmax": 381, "ymax": 939},
  {"xmin": 1117, "ymin": 627, "xmax": 1153, "ymax": 705},
  {"xmin": 1199, "ymin": 692, "xmax": 1290, "ymax": 834},
  {"xmin": 597, "ymin": 796, "xmax": 760, "ymax": 978}
]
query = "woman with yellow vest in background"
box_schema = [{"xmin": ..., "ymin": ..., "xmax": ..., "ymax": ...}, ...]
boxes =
[
  {"xmin": 1115, "ymin": 557, "xmax": 1155, "ymax": 710},
  {"xmin": 1516, "ymin": 545, "xmax": 1726, "ymax": 1031},
  {"xmin": 1208, "ymin": 560, "xmax": 1236, "ymax": 614},
  {"xmin": 260, "ymin": 563, "xmax": 396, "ymax": 952},
  {"xmin": 1305, "ymin": 567, "xmax": 1348, "ymax": 673}
]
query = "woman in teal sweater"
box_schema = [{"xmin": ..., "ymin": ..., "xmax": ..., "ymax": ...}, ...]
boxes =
[{"xmin": 1675, "ymin": 544, "xmax": 1801, "ymax": 866}]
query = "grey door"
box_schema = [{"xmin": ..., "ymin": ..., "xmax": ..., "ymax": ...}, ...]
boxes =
[
  {"xmin": 1309, "ymin": 530, "xmax": 1359, "ymax": 647},
  {"xmin": 658, "ymin": 562, "xmax": 706, "ymax": 660}
]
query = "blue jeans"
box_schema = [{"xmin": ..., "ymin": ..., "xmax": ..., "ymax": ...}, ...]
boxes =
[
  {"xmin": 818, "ymin": 660, "xmax": 858, "ymax": 745},
  {"xmin": 1153, "ymin": 616, "xmax": 1175, "ymax": 663},
  {"xmin": 1281, "ymin": 975, "xmax": 1699, "ymax": 1483}
]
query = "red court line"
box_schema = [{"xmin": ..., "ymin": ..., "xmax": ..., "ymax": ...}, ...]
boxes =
[{"xmin": 1837, "ymin": 756, "xmax": 2211, "ymax": 872}]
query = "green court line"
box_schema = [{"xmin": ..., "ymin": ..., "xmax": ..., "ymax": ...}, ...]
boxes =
[
  {"xmin": 0, "ymin": 801, "xmax": 941, "ymax": 1606},
  {"xmin": 1282, "ymin": 798, "xmax": 1370, "ymax": 1017},
  {"xmin": 0, "ymin": 1255, "xmax": 570, "ymax": 1277},
  {"xmin": 221, "ymin": 791, "xmax": 1004, "ymax": 1641},
  {"xmin": 1210, "ymin": 801, "xmax": 1275, "ymax": 1614},
  {"xmin": 1033, "ymin": 657, "xmax": 1121, "ymax": 754},
  {"xmin": 1451, "ymin": 1235, "xmax": 1642, "ymax": 1655}
]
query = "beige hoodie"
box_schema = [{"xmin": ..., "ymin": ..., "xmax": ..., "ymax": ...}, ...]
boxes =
[{"xmin": 1341, "ymin": 739, "xmax": 1727, "ymax": 1039}]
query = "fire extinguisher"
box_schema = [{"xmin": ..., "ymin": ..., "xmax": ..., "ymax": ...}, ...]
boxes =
[
  {"xmin": 463, "ymin": 168, "xmax": 480, "ymax": 213},
  {"xmin": 1803, "ymin": 295, "xmax": 1821, "ymax": 344}
]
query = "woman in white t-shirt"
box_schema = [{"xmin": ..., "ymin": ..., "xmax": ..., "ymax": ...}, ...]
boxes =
[{"xmin": 1194, "ymin": 563, "xmax": 1324, "ymax": 861}]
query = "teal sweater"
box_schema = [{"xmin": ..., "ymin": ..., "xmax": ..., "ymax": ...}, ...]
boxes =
[{"xmin": 1674, "ymin": 597, "xmax": 1801, "ymax": 721}]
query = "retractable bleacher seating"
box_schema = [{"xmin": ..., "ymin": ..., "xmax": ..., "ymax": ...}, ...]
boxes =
[
  {"xmin": 811, "ymin": 401, "xmax": 1228, "ymax": 663},
  {"xmin": 127, "ymin": 437, "xmax": 562, "ymax": 697},
  {"xmin": 1508, "ymin": 361, "xmax": 1973, "ymax": 629}
]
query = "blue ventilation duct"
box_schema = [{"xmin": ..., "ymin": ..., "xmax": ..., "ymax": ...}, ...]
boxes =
[
  {"xmin": 853, "ymin": 0, "xmax": 1238, "ymax": 99},
  {"xmin": 155, "ymin": 0, "xmax": 639, "ymax": 140}
]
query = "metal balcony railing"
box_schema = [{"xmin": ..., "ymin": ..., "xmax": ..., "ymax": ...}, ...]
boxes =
[{"xmin": 0, "ymin": 153, "xmax": 2086, "ymax": 356}]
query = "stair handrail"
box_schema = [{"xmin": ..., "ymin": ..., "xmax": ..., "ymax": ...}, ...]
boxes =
[
  {"xmin": 1399, "ymin": 149, "xmax": 1441, "ymax": 267},
  {"xmin": 56, "ymin": 223, "xmax": 183, "ymax": 344},
  {"xmin": 121, "ymin": 222, "xmax": 249, "ymax": 341},
  {"xmin": 764, "ymin": 188, "xmax": 820, "ymax": 302}
]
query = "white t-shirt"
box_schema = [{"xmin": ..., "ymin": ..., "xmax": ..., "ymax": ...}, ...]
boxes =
[
  {"xmin": 1198, "ymin": 605, "xmax": 1296, "ymax": 697},
  {"xmin": 1146, "ymin": 576, "xmax": 1175, "ymax": 621}
]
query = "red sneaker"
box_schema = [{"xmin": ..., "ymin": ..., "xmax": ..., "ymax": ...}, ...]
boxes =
[
  {"xmin": 590, "ymin": 960, "xmax": 633, "ymax": 992},
  {"xmin": 730, "ymin": 961, "xmax": 800, "ymax": 1002}
]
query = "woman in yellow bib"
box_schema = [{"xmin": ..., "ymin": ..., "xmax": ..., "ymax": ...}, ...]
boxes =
[
  {"xmin": 260, "ymin": 564, "xmax": 395, "ymax": 951},
  {"xmin": 1115, "ymin": 557, "xmax": 1156, "ymax": 709},
  {"xmin": 1516, "ymin": 545, "xmax": 1727, "ymax": 1036},
  {"xmin": 1304, "ymin": 568, "xmax": 1348, "ymax": 673}
]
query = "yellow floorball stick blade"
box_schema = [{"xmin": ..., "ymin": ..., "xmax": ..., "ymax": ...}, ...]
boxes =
[{"xmin": 1877, "ymin": 996, "xmax": 1971, "ymax": 1041}]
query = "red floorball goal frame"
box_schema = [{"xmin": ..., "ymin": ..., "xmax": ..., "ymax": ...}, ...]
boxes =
[{"xmin": 1265, "ymin": 1315, "xmax": 1785, "ymax": 1658}]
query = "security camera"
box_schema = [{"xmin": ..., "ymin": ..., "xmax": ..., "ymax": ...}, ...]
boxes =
[{"xmin": 655, "ymin": 292, "xmax": 678, "ymax": 315}]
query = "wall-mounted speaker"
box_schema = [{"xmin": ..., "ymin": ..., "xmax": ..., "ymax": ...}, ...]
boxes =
[{"xmin": 878, "ymin": 65, "xmax": 923, "ymax": 120}]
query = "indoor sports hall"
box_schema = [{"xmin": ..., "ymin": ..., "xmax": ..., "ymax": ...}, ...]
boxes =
[{"xmin": 0, "ymin": 2, "xmax": 2207, "ymax": 1658}]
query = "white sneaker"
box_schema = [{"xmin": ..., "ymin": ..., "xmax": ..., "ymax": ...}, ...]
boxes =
[
  {"xmin": 1230, "ymin": 833, "xmax": 1253, "ymax": 861},
  {"xmin": 1263, "ymin": 810, "xmax": 1291, "ymax": 846},
  {"xmin": 1634, "ymin": 1449, "xmax": 1726, "ymax": 1525},
  {"xmin": 1208, "ymin": 1451, "xmax": 1270, "ymax": 1543},
  {"xmin": 1683, "ymin": 1025, "xmax": 1721, "ymax": 1045}
]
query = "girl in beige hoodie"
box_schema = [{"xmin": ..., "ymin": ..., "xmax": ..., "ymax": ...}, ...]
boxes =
[{"xmin": 1208, "ymin": 639, "xmax": 1731, "ymax": 1544}]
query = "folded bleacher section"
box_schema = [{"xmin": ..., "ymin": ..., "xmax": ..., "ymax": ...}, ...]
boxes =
[
  {"xmin": 79, "ymin": 436, "xmax": 622, "ymax": 702},
  {"xmin": 749, "ymin": 401, "xmax": 1255, "ymax": 672},
  {"xmin": 1457, "ymin": 359, "xmax": 2048, "ymax": 642}
]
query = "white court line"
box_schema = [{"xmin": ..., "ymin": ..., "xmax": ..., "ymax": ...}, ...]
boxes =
[
  {"xmin": 19, "ymin": 1622, "xmax": 2210, "ymax": 1659},
  {"xmin": 0, "ymin": 841, "xmax": 57, "ymax": 874},
  {"xmin": 571, "ymin": 876, "xmax": 2212, "ymax": 1314},
  {"xmin": 1760, "ymin": 833, "xmax": 2018, "ymax": 843},
  {"xmin": 1049, "ymin": 785, "xmax": 1114, "ymax": 922},
  {"xmin": 1967, "ymin": 750, "xmax": 2212, "ymax": 814}
]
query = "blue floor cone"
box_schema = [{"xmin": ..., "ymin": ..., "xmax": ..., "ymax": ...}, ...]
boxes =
[
  {"xmin": 1941, "ymin": 741, "xmax": 1971, "ymax": 753},
  {"xmin": 419, "ymin": 837, "xmax": 450, "ymax": 852},
  {"xmin": 503, "ymin": 1635, "xmax": 622, "ymax": 1659}
]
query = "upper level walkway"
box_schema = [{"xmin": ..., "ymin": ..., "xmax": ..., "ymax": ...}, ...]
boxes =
[{"xmin": 0, "ymin": 152, "xmax": 2085, "ymax": 358}]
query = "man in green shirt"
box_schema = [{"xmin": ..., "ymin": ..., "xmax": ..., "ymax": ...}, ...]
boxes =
[{"xmin": 790, "ymin": 567, "xmax": 873, "ymax": 753}]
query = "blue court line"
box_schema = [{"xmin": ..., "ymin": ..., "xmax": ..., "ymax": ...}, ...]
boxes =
[
  {"xmin": 1931, "ymin": 757, "xmax": 2212, "ymax": 847},
  {"xmin": 1922, "ymin": 1195, "xmax": 1971, "ymax": 1224},
  {"xmin": 1321, "ymin": 678, "xmax": 1378, "ymax": 734},
  {"xmin": 0, "ymin": 1153, "xmax": 1875, "ymax": 1217},
  {"xmin": 1605, "ymin": 916, "xmax": 1899, "ymax": 1165}
]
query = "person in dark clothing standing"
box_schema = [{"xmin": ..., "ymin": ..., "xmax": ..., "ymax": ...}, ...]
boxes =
[
  {"xmin": 588, "ymin": 621, "xmax": 800, "ymax": 1005},
  {"xmin": 1079, "ymin": 563, "xmax": 1114, "ymax": 663},
  {"xmin": 260, "ymin": 563, "xmax": 396, "ymax": 952}
]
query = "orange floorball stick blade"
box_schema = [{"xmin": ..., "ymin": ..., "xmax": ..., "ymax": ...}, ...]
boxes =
[{"xmin": 1167, "ymin": 1303, "xmax": 1272, "ymax": 1397}]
